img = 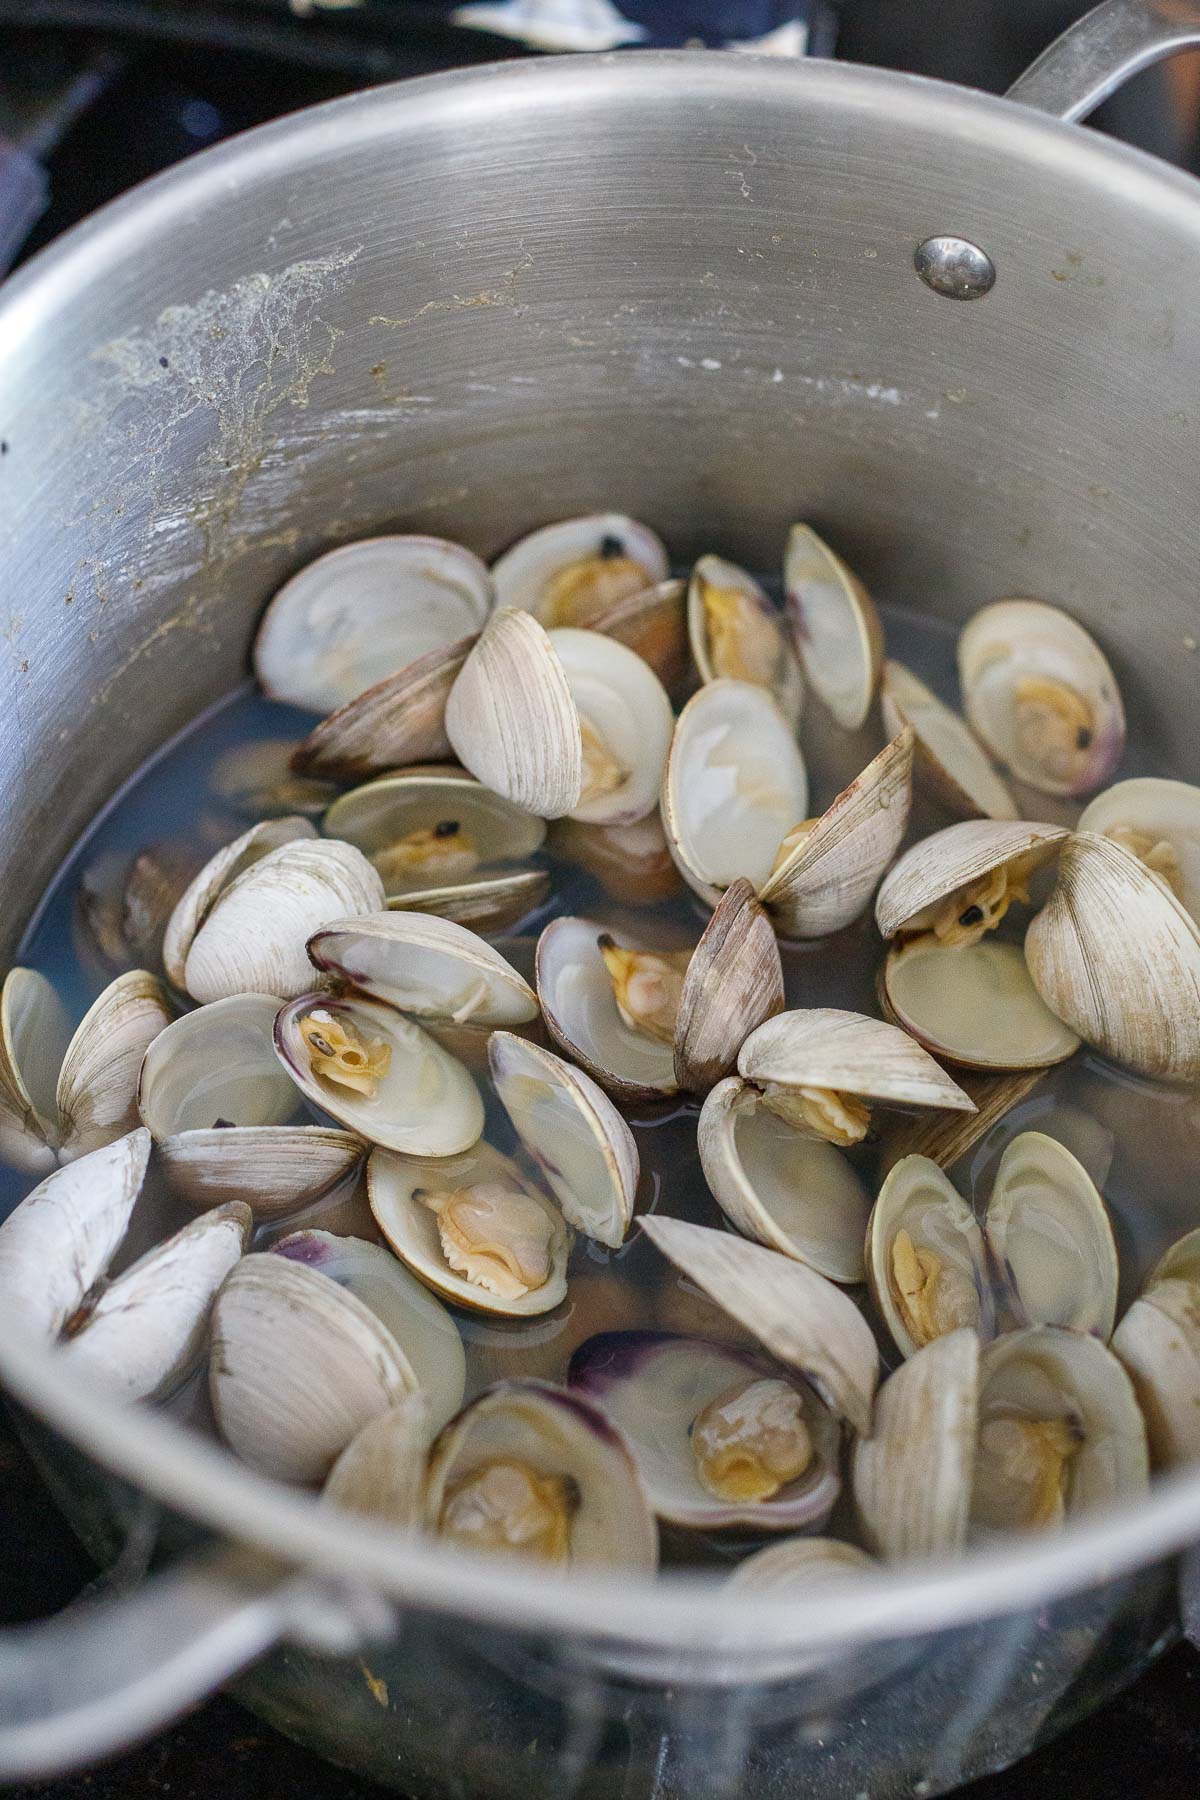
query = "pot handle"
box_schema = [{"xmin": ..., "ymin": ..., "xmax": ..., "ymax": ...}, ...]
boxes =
[
  {"xmin": 0, "ymin": 1544, "xmax": 389, "ymax": 1781},
  {"xmin": 1007, "ymin": 0, "xmax": 1200, "ymax": 123}
]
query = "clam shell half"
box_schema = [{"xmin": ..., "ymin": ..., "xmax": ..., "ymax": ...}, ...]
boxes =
[
  {"xmin": 880, "ymin": 661, "xmax": 1017, "ymax": 822},
  {"xmin": 738, "ymin": 1008, "xmax": 975, "ymax": 1118},
  {"xmin": 290, "ymin": 635, "xmax": 476, "ymax": 783},
  {"xmin": 783, "ymin": 525, "xmax": 883, "ymax": 730},
  {"xmin": 1078, "ymin": 777, "xmax": 1200, "ymax": 923},
  {"xmin": 536, "ymin": 916, "xmax": 678, "ymax": 1103},
  {"xmin": 309, "ymin": 911, "xmax": 538, "ymax": 1029},
  {"xmin": 882, "ymin": 937, "xmax": 1081, "ymax": 1072},
  {"xmin": 853, "ymin": 1328, "xmax": 980, "ymax": 1561},
  {"xmin": 445, "ymin": 608, "xmax": 584, "ymax": 819}
]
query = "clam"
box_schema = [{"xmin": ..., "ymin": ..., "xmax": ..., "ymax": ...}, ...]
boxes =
[
  {"xmin": 783, "ymin": 524, "xmax": 883, "ymax": 730},
  {"xmin": 275, "ymin": 991, "xmax": 484, "ymax": 1156},
  {"xmin": 661, "ymin": 680, "xmax": 809, "ymax": 907},
  {"xmin": 875, "ymin": 820, "xmax": 1068, "ymax": 947},
  {"xmin": 445, "ymin": 608, "xmax": 583, "ymax": 819},
  {"xmin": 853, "ymin": 1329, "xmax": 980, "ymax": 1560},
  {"xmin": 726, "ymin": 1536, "xmax": 875, "ymax": 1595},
  {"xmin": 639, "ymin": 1215, "xmax": 879, "ymax": 1436},
  {"xmin": 758, "ymin": 730, "xmax": 914, "ymax": 939},
  {"xmin": 290, "ymin": 636, "xmax": 475, "ymax": 784},
  {"xmin": 491, "ymin": 514, "xmax": 668, "ymax": 628},
  {"xmin": 423, "ymin": 1378, "xmax": 658, "ymax": 1569},
  {"xmin": 252, "ymin": 536, "xmax": 494, "ymax": 714},
  {"xmin": 547, "ymin": 813, "xmax": 682, "ymax": 905},
  {"xmin": 323, "ymin": 1394, "xmax": 431, "ymax": 1528},
  {"xmin": 138, "ymin": 992, "xmax": 364, "ymax": 1216},
  {"xmin": 309, "ymin": 911, "xmax": 538, "ymax": 1030},
  {"xmin": 568, "ymin": 1331, "xmax": 841, "ymax": 1532},
  {"xmin": 958, "ymin": 599, "xmax": 1125, "ymax": 798},
  {"xmin": 673, "ymin": 880, "xmax": 785, "ymax": 1093},
  {"xmin": 587, "ymin": 578, "xmax": 689, "ymax": 695},
  {"xmin": 867, "ymin": 1132, "xmax": 1117, "ymax": 1360},
  {"xmin": 880, "ymin": 661, "xmax": 1017, "ymax": 821},
  {"xmin": 1024, "ymin": 830, "xmax": 1200, "ymax": 1082},
  {"xmin": 368, "ymin": 1139, "xmax": 570, "ymax": 1316},
  {"xmin": 209, "ymin": 739, "xmax": 338, "ymax": 821},
  {"xmin": 210, "ymin": 1252, "xmax": 418, "ymax": 1483},
  {"xmin": 1112, "ymin": 1228, "xmax": 1200, "ymax": 1468},
  {"xmin": 687, "ymin": 555, "xmax": 804, "ymax": 726},
  {"xmin": 488, "ymin": 1033, "xmax": 638, "ymax": 1248},
  {"xmin": 273, "ymin": 1230, "xmax": 466, "ymax": 1431},
  {"xmin": 547, "ymin": 627, "xmax": 675, "ymax": 827},
  {"xmin": 0, "ymin": 968, "xmax": 170, "ymax": 1172},
  {"xmin": 164, "ymin": 820, "xmax": 385, "ymax": 1004},
  {"xmin": 1078, "ymin": 777, "xmax": 1200, "ymax": 922}
]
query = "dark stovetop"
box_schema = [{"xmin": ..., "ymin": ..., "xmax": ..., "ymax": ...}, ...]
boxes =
[{"xmin": 2, "ymin": 7, "xmax": 1199, "ymax": 1797}]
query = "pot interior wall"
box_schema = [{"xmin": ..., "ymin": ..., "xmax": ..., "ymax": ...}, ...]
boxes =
[{"xmin": 2, "ymin": 54, "xmax": 1199, "ymax": 956}]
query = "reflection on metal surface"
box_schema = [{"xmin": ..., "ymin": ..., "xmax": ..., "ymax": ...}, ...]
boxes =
[{"xmin": 914, "ymin": 235, "xmax": 997, "ymax": 301}]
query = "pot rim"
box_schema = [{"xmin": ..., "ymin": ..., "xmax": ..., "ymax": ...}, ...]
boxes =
[{"xmin": 3, "ymin": 48, "xmax": 1200, "ymax": 1661}]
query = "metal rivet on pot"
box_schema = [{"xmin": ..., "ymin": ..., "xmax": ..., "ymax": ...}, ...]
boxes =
[{"xmin": 914, "ymin": 237, "xmax": 996, "ymax": 300}]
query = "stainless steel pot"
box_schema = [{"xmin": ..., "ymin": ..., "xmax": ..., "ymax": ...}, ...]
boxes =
[{"xmin": 2, "ymin": 3, "xmax": 1200, "ymax": 1792}]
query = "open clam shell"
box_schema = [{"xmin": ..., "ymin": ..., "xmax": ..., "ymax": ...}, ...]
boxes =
[
  {"xmin": 588, "ymin": 579, "xmax": 689, "ymax": 695},
  {"xmin": 880, "ymin": 661, "xmax": 1017, "ymax": 822},
  {"xmin": 1078, "ymin": 777, "xmax": 1200, "ymax": 922},
  {"xmin": 253, "ymin": 536, "xmax": 494, "ymax": 714},
  {"xmin": 1113, "ymin": 1280, "xmax": 1200, "ymax": 1470},
  {"xmin": 492, "ymin": 515, "xmax": 669, "ymax": 628},
  {"xmin": 309, "ymin": 911, "xmax": 538, "ymax": 1030},
  {"xmin": 738, "ymin": 1008, "xmax": 976, "ymax": 1121},
  {"xmin": 958, "ymin": 599, "xmax": 1125, "ymax": 798},
  {"xmin": 536, "ymin": 916, "xmax": 678, "ymax": 1103},
  {"xmin": 726, "ymin": 1536, "xmax": 876, "ymax": 1595},
  {"xmin": 853, "ymin": 1329, "xmax": 980, "ymax": 1561},
  {"xmin": 687, "ymin": 555, "xmax": 803, "ymax": 726},
  {"xmin": 971, "ymin": 1327, "xmax": 1148, "ymax": 1537},
  {"xmin": 61, "ymin": 1201, "xmax": 251, "ymax": 1402},
  {"xmin": 639, "ymin": 1215, "xmax": 879, "ymax": 1436},
  {"xmin": 138, "ymin": 992, "xmax": 364, "ymax": 1216},
  {"xmin": 1024, "ymin": 830, "xmax": 1200, "ymax": 1082},
  {"xmin": 661, "ymin": 680, "xmax": 809, "ymax": 907},
  {"xmin": 875, "ymin": 820, "xmax": 1068, "ymax": 943},
  {"xmin": 162, "ymin": 817, "xmax": 318, "ymax": 991},
  {"xmin": 568, "ymin": 1331, "xmax": 840, "ymax": 1532},
  {"xmin": 273, "ymin": 1230, "xmax": 466, "ymax": 1431},
  {"xmin": 986, "ymin": 1131, "xmax": 1117, "ymax": 1340},
  {"xmin": 699, "ymin": 1077, "xmax": 871, "ymax": 1284},
  {"xmin": 322, "ymin": 1394, "xmax": 431, "ymax": 1528},
  {"xmin": 368, "ymin": 1139, "xmax": 570, "ymax": 1317},
  {"xmin": 423, "ymin": 1378, "xmax": 658, "ymax": 1570},
  {"xmin": 210, "ymin": 1252, "xmax": 418, "ymax": 1484},
  {"xmin": 867, "ymin": 1157, "xmax": 987, "ymax": 1360},
  {"xmin": 783, "ymin": 525, "xmax": 883, "ymax": 731},
  {"xmin": 290, "ymin": 635, "xmax": 476, "ymax": 783},
  {"xmin": 547, "ymin": 627, "xmax": 674, "ymax": 827},
  {"xmin": 489, "ymin": 1032, "xmax": 638, "ymax": 1249},
  {"xmin": 759, "ymin": 730, "xmax": 914, "ymax": 939},
  {"xmin": 445, "ymin": 608, "xmax": 584, "ymax": 819},
  {"xmin": 275, "ymin": 992, "xmax": 484, "ymax": 1155},
  {"xmin": 674, "ymin": 878, "xmax": 784, "ymax": 1095},
  {"xmin": 881, "ymin": 938, "xmax": 1081, "ymax": 1072}
]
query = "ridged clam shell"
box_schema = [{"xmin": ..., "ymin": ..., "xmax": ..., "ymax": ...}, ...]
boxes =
[
  {"xmin": 1112, "ymin": 1282, "xmax": 1200, "ymax": 1469},
  {"xmin": 162, "ymin": 817, "xmax": 318, "ymax": 991},
  {"xmin": 291, "ymin": 635, "xmax": 476, "ymax": 782},
  {"xmin": 1078, "ymin": 777, "xmax": 1200, "ymax": 923},
  {"xmin": 55, "ymin": 970, "xmax": 172, "ymax": 1161},
  {"xmin": 673, "ymin": 879, "xmax": 784, "ymax": 1094},
  {"xmin": 853, "ymin": 1328, "xmax": 980, "ymax": 1560},
  {"xmin": 445, "ymin": 608, "xmax": 583, "ymax": 818},
  {"xmin": 738, "ymin": 1008, "xmax": 975, "ymax": 1116},
  {"xmin": 874, "ymin": 819, "xmax": 1068, "ymax": 941},
  {"xmin": 726, "ymin": 1536, "xmax": 875, "ymax": 1595},
  {"xmin": 322, "ymin": 1394, "xmax": 431, "ymax": 1527},
  {"xmin": 880, "ymin": 661, "xmax": 1017, "ymax": 821}
]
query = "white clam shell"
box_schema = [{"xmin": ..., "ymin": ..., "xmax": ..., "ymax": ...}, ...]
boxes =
[
  {"xmin": 273, "ymin": 1230, "xmax": 466, "ymax": 1432},
  {"xmin": 489, "ymin": 1032, "xmax": 637, "ymax": 1249},
  {"xmin": 423, "ymin": 1378, "xmax": 658, "ymax": 1571},
  {"xmin": 866, "ymin": 1156, "xmax": 985, "ymax": 1360},
  {"xmin": 853, "ymin": 1328, "xmax": 980, "ymax": 1560},
  {"xmin": 548, "ymin": 627, "xmax": 675, "ymax": 827},
  {"xmin": 536, "ymin": 915, "xmax": 678, "ymax": 1102},
  {"xmin": 783, "ymin": 524, "xmax": 883, "ymax": 730},
  {"xmin": 275, "ymin": 992, "xmax": 484, "ymax": 1156},
  {"xmin": 874, "ymin": 819, "xmax": 1068, "ymax": 942},
  {"xmin": 253, "ymin": 536, "xmax": 493, "ymax": 714},
  {"xmin": 986, "ymin": 1131, "xmax": 1117, "ymax": 1340},
  {"xmin": 661, "ymin": 680, "xmax": 808, "ymax": 907},
  {"xmin": 687, "ymin": 554, "xmax": 804, "ymax": 727},
  {"xmin": 726, "ymin": 1536, "xmax": 875, "ymax": 1595},
  {"xmin": 0, "ymin": 967, "xmax": 70, "ymax": 1170},
  {"xmin": 639, "ymin": 1215, "xmax": 879, "ymax": 1436},
  {"xmin": 322, "ymin": 1394, "xmax": 431, "ymax": 1527},
  {"xmin": 492, "ymin": 515, "xmax": 668, "ymax": 624},
  {"xmin": 673, "ymin": 879, "xmax": 784, "ymax": 1094},
  {"xmin": 309, "ymin": 911, "xmax": 538, "ymax": 1028},
  {"xmin": 210, "ymin": 1252, "xmax": 418, "ymax": 1484},
  {"xmin": 568, "ymin": 1331, "xmax": 840, "ymax": 1531},
  {"xmin": 958, "ymin": 599, "xmax": 1125, "ymax": 798},
  {"xmin": 291, "ymin": 635, "xmax": 475, "ymax": 783},
  {"xmin": 162, "ymin": 817, "xmax": 319, "ymax": 991},
  {"xmin": 323, "ymin": 770, "xmax": 546, "ymax": 897},
  {"xmin": 880, "ymin": 660, "xmax": 1017, "ymax": 822},
  {"xmin": 368, "ymin": 1139, "xmax": 570, "ymax": 1317},
  {"xmin": 698, "ymin": 1077, "xmax": 870, "ymax": 1284},
  {"xmin": 1078, "ymin": 777, "xmax": 1200, "ymax": 923},
  {"xmin": 738, "ymin": 1008, "xmax": 975, "ymax": 1116},
  {"xmin": 882, "ymin": 938, "xmax": 1081, "ymax": 1072},
  {"xmin": 1112, "ymin": 1281, "xmax": 1200, "ymax": 1470},
  {"xmin": 760, "ymin": 730, "xmax": 914, "ymax": 939},
  {"xmin": 61, "ymin": 1200, "xmax": 251, "ymax": 1402},
  {"xmin": 445, "ymin": 608, "xmax": 584, "ymax": 819}
]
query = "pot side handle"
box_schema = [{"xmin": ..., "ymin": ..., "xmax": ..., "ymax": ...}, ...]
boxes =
[{"xmin": 1006, "ymin": 0, "xmax": 1200, "ymax": 124}]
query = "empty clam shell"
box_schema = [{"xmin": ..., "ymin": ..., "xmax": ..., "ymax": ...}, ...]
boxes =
[
  {"xmin": 273, "ymin": 1230, "xmax": 466, "ymax": 1431},
  {"xmin": 738, "ymin": 1008, "xmax": 976, "ymax": 1123},
  {"xmin": 492, "ymin": 515, "xmax": 669, "ymax": 628},
  {"xmin": 699, "ymin": 1076, "xmax": 871, "ymax": 1283},
  {"xmin": 688, "ymin": 555, "xmax": 803, "ymax": 727},
  {"xmin": 536, "ymin": 916, "xmax": 679, "ymax": 1103},
  {"xmin": 661, "ymin": 680, "xmax": 809, "ymax": 907},
  {"xmin": 569, "ymin": 1331, "xmax": 840, "ymax": 1531},
  {"xmin": 210, "ymin": 1252, "xmax": 418, "ymax": 1483},
  {"xmin": 209, "ymin": 739, "xmax": 338, "ymax": 822},
  {"xmin": 275, "ymin": 992, "xmax": 484, "ymax": 1156},
  {"xmin": 1024, "ymin": 830, "xmax": 1200, "ymax": 1082},
  {"xmin": 1078, "ymin": 777, "xmax": 1200, "ymax": 923},
  {"xmin": 1112, "ymin": 1280, "xmax": 1200, "ymax": 1470},
  {"xmin": 162, "ymin": 817, "xmax": 318, "ymax": 991},
  {"xmin": 489, "ymin": 1033, "xmax": 638, "ymax": 1249},
  {"xmin": 880, "ymin": 661, "xmax": 1017, "ymax": 822},
  {"xmin": 673, "ymin": 879, "xmax": 784, "ymax": 1094},
  {"xmin": 958, "ymin": 599, "xmax": 1125, "ymax": 798},
  {"xmin": 423, "ymin": 1378, "xmax": 658, "ymax": 1569},
  {"xmin": 61, "ymin": 1201, "xmax": 251, "ymax": 1402},
  {"xmin": 853, "ymin": 1328, "xmax": 980, "ymax": 1561},
  {"xmin": 759, "ymin": 730, "xmax": 914, "ymax": 939},
  {"xmin": 309, "ymin": 911, "xmax": 538, "ymax": 1029},
  {"xmin": 138, "ymin": 992, "xmax": 363, "ymax": 1216},
  {"xmin": 290, "ymin": 635, "xmax": 476, "ymax": 783},
  {"xmin": 368, "ymin": 1139, "xmax": 570, "ymax": 1317},
  {"xmin": 875, "ymin": 820, "xmax": 1068, "ymax": 944},
  {"xmin": 253, "ymin": 536, "xmax": 494, "ymax": 714},
  {"xmin": 548, "ymin": 627, "xmax": 675, "ymax": 827},
  {"xmin": 783, "ymin": 524, "xmax": 883, "ymax": 730},
  {"xmin": 882, "ymin": 938, "xmax": 1081, "ymax": 1072},
  {"xmin": 639, "ymin": 1215, "xmax": 879, "ymax": 1436},
  {"xmin": 726, "ymin": 1536, "xmax": 875, "ymax": 1595},
  {"xmin": 445, "ymin": 608, "xmax": 584, "ymax": 819},
  {"xmin": 322, "ymin": 1393, "xmax": 431, "ymax": 1527},
  {"xmin": 588, "ymin": 579, "xmax": 689, "ymax": 695}
]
